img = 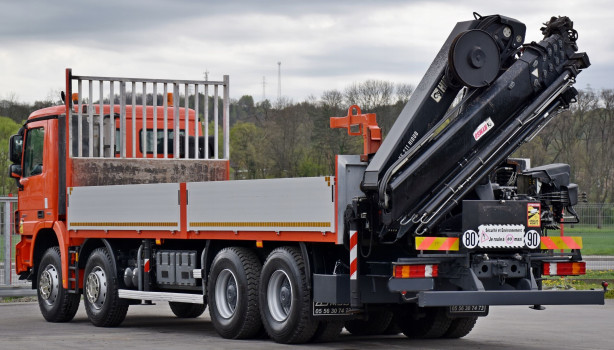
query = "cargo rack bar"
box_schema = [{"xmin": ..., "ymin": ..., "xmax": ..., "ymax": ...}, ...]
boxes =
[{"xmin": 65, "ymin": 68, "xmax": 230, "ymax": 161}]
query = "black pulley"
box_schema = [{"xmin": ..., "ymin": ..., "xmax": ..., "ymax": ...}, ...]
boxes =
[{"xmin": 449, "ymin": 29, "xmax": 500, "ymax": 88}]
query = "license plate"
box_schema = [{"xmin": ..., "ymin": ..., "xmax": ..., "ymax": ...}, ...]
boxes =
[
  {"xmin": 447, "ymin": 305, "xmax": 489, "ymax": 317},
  {"xmin": 312, "ymin": 302, "xmax": 352, "ymax": 316}
]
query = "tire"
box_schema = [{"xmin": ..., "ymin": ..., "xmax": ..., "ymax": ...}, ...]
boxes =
[
  {"xmin": 398, "ymin": 307, "xmax": 452, "ymax": 339},
  {"xmin": 208, "ymin": 247, "xmax": 262, "ymax": 339},
  {"xmin": 443, "ymin": 316, "xmax": 478, "ymax": 338},
  {"xmin": 311, "ymin": 321, "xmax": 344, "ymax": 343},
  {"xmin": 345, "ymin": 310, "xmax": 393, "ymax": 336},
  {"xmin": 169, "ymin": 302, "xmax": 206, "ymax": 318},
  {"xmin": 259, "ymin": 247, "xmax": 318, "ymax": 344},
  {"xmin": 83, "ymin": 247, "xmax": 129, "ymax": 327},
  {"xmin": 383, "ymin": 317, "xmax": 402, "ymax": 335},
  {"xmin": 37, "ymin": 247, "xmax": 80, "ymax": 322}
]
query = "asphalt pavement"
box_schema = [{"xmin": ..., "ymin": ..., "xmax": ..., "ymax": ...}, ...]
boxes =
[{"xmin": 0, "ymin": 300, "xmax": 611, "ymax": 349}]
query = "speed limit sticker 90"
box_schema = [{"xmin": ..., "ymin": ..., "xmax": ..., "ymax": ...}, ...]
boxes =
[{"xmin": 524, "ymin": 230, "xmax": 540, "ymax": 249}]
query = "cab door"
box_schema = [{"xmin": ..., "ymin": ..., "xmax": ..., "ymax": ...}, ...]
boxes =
[{"xmin": 19, "ymin": 121, "xmax": 47, "ymax": 234}]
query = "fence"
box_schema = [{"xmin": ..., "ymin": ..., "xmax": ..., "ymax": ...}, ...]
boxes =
[
  {"xmin": 570, "ymin": 203, "xmax": 614, "ymax": 229},
  {"xmin": 0, "ymin": 196, "xmax": 26, "ymax": 288}
]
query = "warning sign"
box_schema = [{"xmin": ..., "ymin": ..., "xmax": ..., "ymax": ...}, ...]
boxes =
[
  {"xmin": 527, "ymin": 203, "xmax": 541, "ymax": 227},
  {"xmin": 475, "ymin": 224, "xmax": 526, "ymax": 248}
]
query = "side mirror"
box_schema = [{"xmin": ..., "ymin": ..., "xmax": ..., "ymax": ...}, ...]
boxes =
[
  {"xmin": 9, "ymin": 134, "xmax": 23, "ymax": 164},
  {"xmin": 9, "ymin": 164, "xmax": 21, "ymax": 178},
  {"xmin": 8, "ymin": 164, "xmax": 23, "ymax": 190}
]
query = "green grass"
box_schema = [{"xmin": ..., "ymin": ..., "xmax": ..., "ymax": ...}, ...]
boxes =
[
  {"xmin": 543, "ymin": 270, "xmax": 614, "ymax": 299},
  {"xmin": 583, "ymin": 270, "xmax": 614, "ymax": 279},
  {"xmin": 0, "ymin": 296, "xmax": 36, "ymax": 303},
  {"xmin": 547, "ymin": 227, "xmax": 614, "ymax": 255}
]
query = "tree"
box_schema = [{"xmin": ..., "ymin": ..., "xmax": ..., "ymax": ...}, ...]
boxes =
[
  {"xmin": 576, "ymin": 89, "xmax": 614, "ymax": 227},
  {"xmin": 0, "ymin": 116, "xmax": 22, "ymax": 195},
  {"xmin": 261, "ymin": 103, "xmax": 311, "ymax": 178},
  {"xmin": 344, "ymin": 80, "xmax": 394, "ymax": 111},
  {"xmin": 321, "ymin": 90, "xmax": 344, "ymax": 110},
  {"xmin": 395, "ymin": 83, "xmax": 414, "ymax": 104},
  {"xmin": 230, "ymin": 122, "xmax": 270, "ymax": 179},
  {"xmin": 315, "ymin": 91, "xmax": 362, "ymax": 174}
]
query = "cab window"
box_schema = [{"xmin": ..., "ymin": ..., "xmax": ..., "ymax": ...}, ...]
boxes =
[
  {"xmin": 139, "ymin": 129, "xmax": 185, "ymax": 154},
  {"xmin": 23, "ymin": 127, "xmax": 44, "ymax": 177}
]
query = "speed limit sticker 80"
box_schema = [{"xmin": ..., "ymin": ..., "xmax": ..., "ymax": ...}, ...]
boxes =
[{"xmin": 463, "ymin": 230, "xmax": 479, "ymax": 249}]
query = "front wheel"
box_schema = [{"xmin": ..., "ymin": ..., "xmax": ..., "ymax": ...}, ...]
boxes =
[
  {"xmin": 83, "ymin": 247, "xmax": 129, "ymax": 327},
  {"xmin": 37, "ymin": 247, "xmax": 80, "ymax": 322}
]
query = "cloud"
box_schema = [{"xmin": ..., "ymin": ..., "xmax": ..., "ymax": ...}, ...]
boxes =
[{"xmin": 0, "ymin": 0, "xmax": 611, "ymax": 104}]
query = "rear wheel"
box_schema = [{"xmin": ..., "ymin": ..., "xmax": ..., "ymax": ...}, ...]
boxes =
[
  {"xmin": 260, "ymin": 247, "xmax": 318, "ymax": 344},
  {"xmin": 311, "ymin": 321, "xmax": 344, "ymax": 343},
  {"xmin": 169, "ymin": 302, "xmax": 206, "ymax": 318},
  {"xmin": 397, "ymin": 307, "xmax": 452, "ymax": 339},
  {"xmin": 383, "ymin": 318, "xmax": 402, "ymax": 335},
  {"xmin": 83, "ymin": 248, "xmax": 129, "ymax": 327},
  {"xmin": 444, "ymin": 316, "xmax": 478, "ymax": 338},
  {"xmin": 208, "ymin": 247, "xmax": 262, "ymax": 339},
  {"xmin": 37, "ymin": 247, "xmax": 80, "ymax": 322},
  {"xmin": 345, "ymin": 310, "xmax": 394, "ymax": 336}
]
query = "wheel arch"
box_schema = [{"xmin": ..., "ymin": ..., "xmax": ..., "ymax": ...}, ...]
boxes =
[
  {"xmin": 202, "ymin": 240, "xmax": 267, "ymax": 298},
  {"xmin": 78, "ymin": 238, "xmax": 117, "ymax": 274},
  {"xmin": 31, "ymin": 229, "xmax": 60, "ymax": 289}
]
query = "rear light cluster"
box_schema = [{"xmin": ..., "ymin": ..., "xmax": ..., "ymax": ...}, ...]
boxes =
[
  {"xmin": 543, "ymin": 262, "xmax": 586, "ymax": 276},
  {"xmin": 394, "ymin": 264, "xmax": 438, "ymax": 278}
]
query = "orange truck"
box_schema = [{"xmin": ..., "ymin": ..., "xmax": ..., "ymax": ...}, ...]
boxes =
[{"xmin": 9, "ymin": 14, "xmax": 604, "ymax": 344}]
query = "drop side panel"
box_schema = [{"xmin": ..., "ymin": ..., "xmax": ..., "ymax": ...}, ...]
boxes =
[
  {"xmin": 67, "ymin": 183, "xmax": 180, "ymax": 231},
  {"xmin": 186, "ymin": 177, "xmax": 335, "ymax": 235}
]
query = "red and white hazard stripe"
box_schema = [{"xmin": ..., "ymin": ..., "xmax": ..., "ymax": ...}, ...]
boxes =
[{"xmin": 350, "ymin": 230, "xmax": 358, "ymax": 280}]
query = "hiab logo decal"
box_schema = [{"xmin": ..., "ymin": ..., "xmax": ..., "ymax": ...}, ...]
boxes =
[
  {"xmin": 473, "ymin": 118, "xmax": 494, "ymax": 141},
  {"xmin": 527, "ymin": 203, "xmax": 541, "ymax": 227}
]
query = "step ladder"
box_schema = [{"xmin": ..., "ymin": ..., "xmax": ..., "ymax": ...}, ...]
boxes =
[{"xmin": 67, "ymin": 246, "xmax": 80, "ymax": 294}]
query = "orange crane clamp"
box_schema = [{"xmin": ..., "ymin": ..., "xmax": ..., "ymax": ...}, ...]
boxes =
[{"xmin": 330, "ymin": 105, "xmax": 382, "ymax": 162}]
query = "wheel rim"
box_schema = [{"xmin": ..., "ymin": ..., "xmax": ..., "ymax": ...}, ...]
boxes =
[
  {"xmin": 215, "ymin": 269, "xmax": 238, "ymax": 319},
  {"xmin": 267, "ymin": 270, "xmax": 292, "ymax": 322},
  {"xmin": 39, "ymin": 264, "xmax": 59, "ymax": 306},
  {"xmin": 86, "ymin": 266, "xmax": 108, "ymax": 310}
]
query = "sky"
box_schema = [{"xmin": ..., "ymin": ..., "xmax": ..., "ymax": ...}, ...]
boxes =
[{"xmin": 1, "ymin": 0, "xmax": 612, "ymax": 104}]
